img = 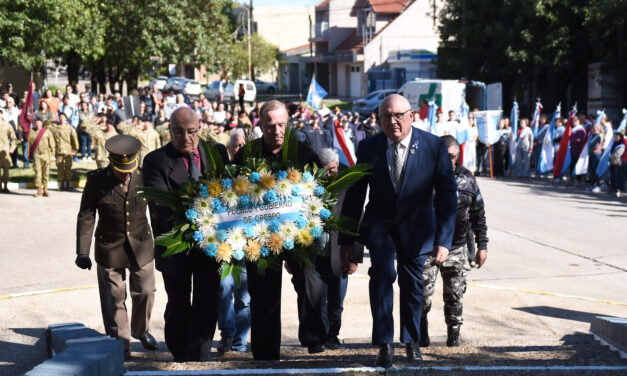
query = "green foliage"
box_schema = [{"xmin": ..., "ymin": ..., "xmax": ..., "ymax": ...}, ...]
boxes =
[
  {"xmin": 324, "ymin": 163, "xmax": 370, "ymax": 194},
  {"xmin": 200, "ymin": 139, "xmax": 226, "ymax": 176},
  {"xmin": 217, "ymin": 33, "xmax": 279, "ymax": 79}
]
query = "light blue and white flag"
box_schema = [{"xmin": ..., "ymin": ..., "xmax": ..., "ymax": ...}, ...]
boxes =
[
  {"xmin": 596, "ymin": 136, "xmax": 614, "ymax": 179},
  {"xmin": 427, "ymin": 101, "xmax": 438, "ymax": 136},
  {"xmin": 537, "ymin": 104, "xmax": 560, "ymax": 174},
  {"xmin": 574, "ymin": 109, "xmax": 604, "ymax": 175},
  {"xmin": 476, "ymin": 110, "xmax": 502, "ymax": 145},
  {"xmin": 306, "ymin": 74, "xmax": 328, "ymax": 111},
  {"xmin": 530, "ymin": 100, "xmax": 543, "ymax": 139},
  {"xmin": 618, "ymin": 108, "xmax": 627, "ymax": 133},
  {"xmin": 456, "ymin": 99, "xmax": 470, "ymax": 145},
  {"xmin": 509, "ymin": 100, "xmax": 519, "ymax": 165}
]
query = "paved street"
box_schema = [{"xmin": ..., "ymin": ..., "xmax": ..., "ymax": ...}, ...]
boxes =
[{"xmin": 1, "ymin": 176, "xmax": 626, "ymax": 375}]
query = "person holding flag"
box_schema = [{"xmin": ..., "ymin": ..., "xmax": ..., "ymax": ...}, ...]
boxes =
[
  {"xmin": 573, "ymin": 110, "xmax": 605, "ymax": 184},
  {"xmin": 306, "ymin": 74, "xmax": 328, "ymax": 112},
  {"xmin": 29, "ymin": 118, "xmax": 55, "ymax": 197},
  {"xmin": 553, "ymin": 105, "xmax": 577, "ymax": 180},
  {"xmin": 537, "ymin": 104, "xmax": 561, "ymax": 177},
  {"xmin": 514, "ymin": 118, "xmax": 533, "ymax": 178},
  {"xmin": 456, "ymin": 100, "xmax": 470, "ymax": 167},
  {"xmin": 508, "ymin": 100, "xmax": 519, "ymax": 175},
  {"xmin": 567, "ymin": 115, "xmax": 587, "ymax": 186}
]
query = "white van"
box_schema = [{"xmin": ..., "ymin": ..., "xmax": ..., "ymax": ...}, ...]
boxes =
[
  {"xmin": 398, "ymin": 79, "xmax": 502, "ymax": 113},
  {"xmin": 203, "ymin": 79, "xmax": 257, "ymax": 104}
]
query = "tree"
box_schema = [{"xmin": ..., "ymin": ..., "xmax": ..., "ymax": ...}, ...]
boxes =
[{"xmin": 216, "ymin": 33, "xmax": 279, "ymax": 80}]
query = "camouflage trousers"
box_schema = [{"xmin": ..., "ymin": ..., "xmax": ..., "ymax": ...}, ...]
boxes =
[
  {"xmin": 422, "ymin": 245, "xmax": 470, "ymax": 327},
  {"xmin": 56, "ymin": 154, "xmax": 73, "ymax": 181},
  {"xmin": 33, "ymin": 154, "xmax": 52, "ymax": 188},
  {"xmin": 0, "ymin": 151, "xmax": 11, "ymax": 183}
]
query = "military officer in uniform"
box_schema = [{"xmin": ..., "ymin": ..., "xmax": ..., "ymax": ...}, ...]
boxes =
[
  {"xmin": 52, "ymin": 112, "xmax": 79, "ymax": 191},
  {"xmin": 421, "ymin": 135, "xmax": 488, "ymax": 348},
  {"xmin": 0, "ymin": 109, "xmax": 17, "ymax": 193},
  {"xmin": 76, "ymin": 134, "xmax": 158, "ymax": 358},
  {"xmin": 29, "ymin": 118, "xmax": 56, "ymax": 197},
  {"xmin": 90, "ymin": 118, "xmax": 119, "ymax": 169}
]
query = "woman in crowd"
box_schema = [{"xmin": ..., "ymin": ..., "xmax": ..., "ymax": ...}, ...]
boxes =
[
  {"xmin": 515, "ymin": 118, "xmax": 533, "ymax": 178},
  {"xmin": 609, "ymin": 132, "xmax": 625, "ymax": 197},
  {"xmin": 139, "ymin": 101, "xmax": 153, "ymax": 122},
  {"xmin": 587, "ymin": 123, "xmax": 604, "ymax": 185},
  {"xmin": 493, "ymin": 118, "xmax": 511, "ymax": 178},
  {"xmin": 463, "ymin": 111, "xmax": 478, "ymax": 173},
  {"xmin": 77, "ymin": 101, "xmax": 95, "ymax": 161},
  {"xmin": 42, "ymin": 89, "xmax": 60, "ymax": 121},
  {"xmin": 36, "ymin": 100, "xmax": 55, "ymax": 123}
]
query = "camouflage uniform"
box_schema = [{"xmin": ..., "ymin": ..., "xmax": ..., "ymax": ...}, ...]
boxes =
[
  {"xmin": 141, "ymin": 128, "xmax": 160, "ymax": 165},
  {"xmin": 155, "ymin": 125, "xmax": 170, "ymax": 145},
  {"xmin": 29, "ymin": 126, "xmax": 56, "ymax": 192},
  {"xmin": 422, "ymin": 165, "xmax": 488, "ymax": 346},
  {"xmin": 89, "ymin": 126, "xmax": 118, "ymax": 169},
  {"xmin": 52, "ymin": 123, "xmax": 79, "ymax": 185},
  {"xmin": 0, "ymin": 121, "xmax": 17, "ymax": 188}
]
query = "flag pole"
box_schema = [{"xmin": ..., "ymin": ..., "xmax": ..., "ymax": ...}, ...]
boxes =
[{"xmin": 488, "ymin": 145, "xmax": 494, "ymax": 179}]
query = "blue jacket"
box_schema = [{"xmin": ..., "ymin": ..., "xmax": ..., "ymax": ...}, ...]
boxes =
[{"xmin": 339, "ymin": 129, "xmax": 457, "ymax": 259}]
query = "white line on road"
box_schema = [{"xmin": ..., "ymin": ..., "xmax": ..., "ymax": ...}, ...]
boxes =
[{"xmin": 124, "ymin": 365, "xmax": 627, "ymax": 375}]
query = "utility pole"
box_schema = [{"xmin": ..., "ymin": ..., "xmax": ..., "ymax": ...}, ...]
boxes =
[{"xmin": 247, "ymin": 0, "xmax": 253, "ymax": 79}]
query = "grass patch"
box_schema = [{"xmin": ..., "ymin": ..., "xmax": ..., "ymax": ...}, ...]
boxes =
[
  {"xmin": 324, "ymin": 100, "xmax": 352, "ymax": 110},
  {"xmin": 9, "ymin": 159, "xmax": 97, "ymax": 183}
]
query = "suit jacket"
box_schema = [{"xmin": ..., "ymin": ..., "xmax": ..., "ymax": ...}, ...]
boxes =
[
  {"xmin": 338, "ymin": 129, "xmax": 457, "ymax": 259},
  {"xmin": 76, "ymin": 168, "xmax": 153, "ymax": 269},
  {"xmin": 142, "ymin": 141, "xmax": 229, "ymax": 275}
]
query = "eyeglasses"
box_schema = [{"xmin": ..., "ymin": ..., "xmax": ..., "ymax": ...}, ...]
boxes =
[
  {"xmin": 172, "ymin": 128, "xmax": 199, "ymax": 138},
  {"xmin": 380, "ymin": 109, "xmax": 411, "ymax": 122}
]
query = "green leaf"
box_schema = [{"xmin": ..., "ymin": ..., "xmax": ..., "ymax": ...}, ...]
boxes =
[
  {"xmin": 324, "ymin": 163, "xmax": 371, "ymax": 194},
  {"xmin": 200, "ymin": 139, "xmax": 225, "ymax": 176},
  {"xmin": 220, "ymin": 262, "xmax": 233, "ymax": 280}
]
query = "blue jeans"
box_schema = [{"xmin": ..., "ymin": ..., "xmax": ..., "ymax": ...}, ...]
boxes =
[
  {"xmin": 217, "ymin": 269, "xmax": 250, "ymax": 351},
  {"xmin": 78, "ymin": 132, "xmax": 92, "ymax": 158},
  {"xmin": 21, "ymin": 141, "xmax": 29, "ymax": 167}
]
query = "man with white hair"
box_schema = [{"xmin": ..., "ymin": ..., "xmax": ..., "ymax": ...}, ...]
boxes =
[{"xmin": 228, "ymin": 128, "xmax": 246, "ymax": 161}]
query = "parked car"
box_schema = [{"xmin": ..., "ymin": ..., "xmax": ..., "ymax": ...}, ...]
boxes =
[
  {"xmin": 151, "ymin": 76, "xmax": 168, "ymax": 91},
  {"xmin": 351, "ymin": 89, "xmax": 398, "ymax": 115},
  {"xmin": 182, "ymin": 79, "xmax": 202, "ymax": 96},
  {"xmin": 164, "ymin": 76, "xmax": 187, "ymax": 92},
  {"xmin": 204, "ymin": 79, "xmax": 257, "ymax": 104},
  {"xmin": 254, "ymin": 79, "xmax": 277, "ymax": 94}
]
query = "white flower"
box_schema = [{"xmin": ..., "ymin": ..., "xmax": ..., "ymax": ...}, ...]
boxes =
[
  {"xmin": 221, "ymin": 189, "xmax": 238, "ymax": 208},
  {"xmin": 279, "ymin": 221, "xmax": 298, "ymax": 241},
  {"xmin": 253, "ymin": 222, "xmax": 270, "ymax": 243},
  {"xmin": 199, "ymin": 234, "xmax": 217, "ymax": 249},
  {"xmin": 275, "ymin": 179, "xmax": 292, "ymax": 198},
  {"xmin": 195, "ymin": 212, "xmax": 216, "ymax": 229},
  {"xmin": 300, "ymin": 180, "xmax": 316, "ymax": 198},
  {"xmin": 193, "ymin": 197, "xmax": 212, "ymax": 214},
  {"xmin": 250, "ymin": 185, "xmax": 266, "ymax": 205},
  {"xmin": 303, "ymin": 197, "xmax": 324, "ymax": 218},
  {"xmin": 307, "ymin": 217, "xmax": 323, "ymax": 229},
  {"xmin": 198, "ymin": 224, "xmax": 216, "ymax": 237},
  {"xmin": 226, "ymin": 227, "xmax": 247, "ymax": 251}
]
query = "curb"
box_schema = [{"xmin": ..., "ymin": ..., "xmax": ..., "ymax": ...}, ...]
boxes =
[
  {"xmin": 7, "ymin": 179, "xmax": 86, "ymax": 190},
  {"xmin": 24, "ymin": 322, "xmax": 125, "ymax": 376},
  {"xmin": 590, "ymin": 316, "xmax": 627, "ymax": 359}
]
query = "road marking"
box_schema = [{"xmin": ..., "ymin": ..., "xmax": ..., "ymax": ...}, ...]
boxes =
[
  {"xmin": 124, "ymin": 365, "xmax": 627, "ymax": 375},
  {"xmin": 467, "ymin": 282, "xmax": 627, "ymax": 306},
  {"xmin": 0, "ymin": 279, "xmax": 164, "ymax": 300}
]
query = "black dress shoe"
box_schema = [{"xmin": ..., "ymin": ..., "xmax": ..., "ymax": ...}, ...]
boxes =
[
  {"xmin": 405, "ymin": 343, "xmax": 423, "ymax": 361},
  {"xmin": 132, "ymin": 330, "xmax": 158, "ymax": 351},
  {"xmin": 419, "ymin": 316, "xmax": 430, "ymax": 347},
  {"xmin": 324, "ymin": 336, "xmax": 345, "ymax": 350},
  {"xmin": 217, "ymin": 336, "xmax": 234, "ymax": 353},
  {"xmin": 447, "ymin": 325, "xmax": 461, "ymax": 347},
  {"xmin": 307, "ymin": 344, "xmax": 325, "ymax": 354},
  {"xmin": 375, "ymin": 344, "xmax": 393, "ymax": 368}
]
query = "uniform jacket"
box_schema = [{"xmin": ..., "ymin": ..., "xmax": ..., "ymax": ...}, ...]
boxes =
[
  {"xmin": 339, "ymin": 129, "xmax": 457, "ymax": 260},
  {"xmin": 28, "ymin": 127, "xmax": 55, "ymax": 158},
  {"xmin": 76, "ymin": 168, "xmax": 154, "ymax": 269},
  {"xmin": 52, "ymin": 123, "xmax": 79, "ymax": 156},
  {"xmin": 143, "ymin": 141, "xmax": 229, "ymax": 275},
  {"xmin": 451, "ymin": 165, "xmax": 488, "ymax": 251}
]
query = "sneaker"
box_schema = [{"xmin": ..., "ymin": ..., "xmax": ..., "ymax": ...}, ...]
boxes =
[
  {"xmin": 591, "ymin": 186, "xmax": 601, "ymax": 193},
  {"xmin": 617, "ymin": 190, "xmax": 622, "ymax": 198},
  {"xmin": 87, "ymin": 156, "xmax": 93, "ymax": 162}
]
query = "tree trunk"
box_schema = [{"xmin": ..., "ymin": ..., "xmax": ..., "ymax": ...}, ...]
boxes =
[
  {"xmin": 66, "ymin": 50, "xmax": 81, "ymax": 89},
  {"xmin": 125, "ymin": 66, "xmax": 141, "ymax": 94}
]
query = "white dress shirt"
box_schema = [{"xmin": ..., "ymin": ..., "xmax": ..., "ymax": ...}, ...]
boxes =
[{"xmin": 386, "ymin": 127, "xmax": 413, "ymax": 191}]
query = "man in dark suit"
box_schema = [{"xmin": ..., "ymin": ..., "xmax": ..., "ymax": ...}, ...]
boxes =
[
  {"xmin": 339, "ymin": 94, "xmax": 457, "ymax": 368},
  {"xmin": 76, "ymin": 134, "xmax": 158, "ymax": 359},
  {"xmin": 232, "ymin": 100, "xmax": 323, "ymax": 360},
  {"xmin": 143, "ymin": 107, "xmax": 229, "ymax": 361}
]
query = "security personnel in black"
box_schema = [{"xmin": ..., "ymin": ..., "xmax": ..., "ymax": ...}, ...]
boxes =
[
  {"xmin": 421, "ymin": 135, "xmax": 488, "ymax": 348},
  {"xmin": 232, "ymin": 100, "xmax": 324, "ymax": 360},
  {"xmin": 76, "ymin": 134, "xmax": 158, "ymax": 358}
]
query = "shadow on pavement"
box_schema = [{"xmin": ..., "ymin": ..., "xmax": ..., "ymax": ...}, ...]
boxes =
[
  {"xmin": 513, "ymin": 306, "xmax": 610, "ymax": 323},
  {"xmin": 0, "ymin": 327, "xmax": 47, "ymax": 376}
]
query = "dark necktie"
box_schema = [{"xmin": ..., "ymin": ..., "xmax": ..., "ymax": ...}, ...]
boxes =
[
  {"xmin": 391, "ymin": 143, "xmax": 403, "ymax": 189},
  {"xmin": 187, "ymin": 152, "xmax": 201, "ymax": 181}
]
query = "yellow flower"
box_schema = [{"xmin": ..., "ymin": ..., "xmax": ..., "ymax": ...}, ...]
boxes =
[
  {"xmin": 259, "ymin": 174, "xmax": 276, "ymax": 190},
  {"xmin": 267, "ymin": 233, "xmax": 284, "ymax": 255},
  {"xmin": 216, "ymin": 242, "xmax": 233, "ymax": 263},
  {"xmin": 208, "ymin": 180, "xmax": 223, "ymax": 197},
  {"xmin": 286, "ymin": 168, "xmax": 302, "ymax": 184},
  {"xmin": 295, "ymin": 228, "xmax": 314, "ymax": 246},
  {"xmin": 233, "ymin": 176, "xmax": 251, "ymax": 195},
  {"xmin": 245, "ymin": 240, "xmax": 261, "ymax": 262}
]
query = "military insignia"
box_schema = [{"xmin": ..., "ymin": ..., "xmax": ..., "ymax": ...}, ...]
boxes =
[{"xmin": 122, "ymin": 156, "xmax": 129, "ymax": 163}]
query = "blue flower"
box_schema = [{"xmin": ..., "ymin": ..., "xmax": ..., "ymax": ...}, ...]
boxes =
[
  {"xmin": 314, "ymin": 186, "xmax": 325, "ymax": 196},
  {"xmin": 216, "ymin": 230, "xmax": 228, "ymax": 242},
  {"xmin": 192, "ymin": 230, "xmax": 204, "ymax": 242},
  {"xmin": 291, "ymin": 184, "xmax": 302, "ymax": 196},
  {"xmin": 283, "ymin": 239, "xmax": 294, "ymax": 250},
  {"xmin": 250, "ymin": 172, "xmax": 261, "ymax": 183},
  {"xmin": 205, "ymin": 243, "xmax": 218, "ymax": 257},
  {"xmin": 239, "ymin": 194, "xmax": 251, "ymax": 207},
  {"xmin": 244, "ymin": 225, "xmax": 255, "ymax": 237},
  {"xmin": 276, "ymin": 170, "xmax": 288, "ymax": 180},
  {"xmin": 211, "ymin": 198, "xmax": 223, "ymax": 210},
  {"xmin": 232, "ymin": 249, "xmax": 245, "ymax": 261},
  {"xmin": 319, "ymin": 208, "xmax": 331, "ymax": 220},
  {"xmin": 199, "ymin": 185, "xmax": 209, "ymax": 198},
  {"xmin": 221, "ymin": 178, "xmax": 232, "ymax": 190},
  {"xmin": 185, "ymin": 209, "xmax": 198, "ymax": 222},
  {"xmin": 302, "ymin": 171, "xmax": 314, "ymax": 182},
  {"xmin": 260, "ymin": 246, "xmax": 270, "ymax": 257},
  {"xmin": 295, "ymin": 216, "xmax": 308, "ymax": 229},
  {"xmin": 269, "ymin": 219, "xmax": 280, "ymax": 233},
  {"xmin": 264, "ymin": 190, "xmax": 277, "ymax": 203},
  {"xmin": 310, "ymin": 226, "xmax": 323, "ymax": 239}
]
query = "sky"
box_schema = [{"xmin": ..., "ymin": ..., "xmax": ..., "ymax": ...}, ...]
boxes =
[{"xmin": 251, "ymin": 0, "xmax": 320, "ymax": 7}]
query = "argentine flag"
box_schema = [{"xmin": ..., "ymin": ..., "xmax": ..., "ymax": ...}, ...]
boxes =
[
  {"xmin": 574, "ymin": 110, "xmax": 605, "ymax": 176},
  {"xmin": 530, "ymin": 100, "xmax": 543, "ymax": 139},
  {"xmin": 306, "ymin": 74, "xmax": 328, "ymax": 111},
  {"xmin": 456, "ymin": 100, "xmax": 470, "ymax": 145},
  {"xmin": 537, "ymin": 105, "xmax": 560, "ymax": 174},
  {"xmin": 427, "ymin": 101, "xmax": 438, "ymax": 136},
  {"xmin": 509, "ymin": 100, "xmax": 519, "ymax": 166},
  {"xmin": 618, "ymin": 108, "xmax": 627, "ymax": 133}
]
